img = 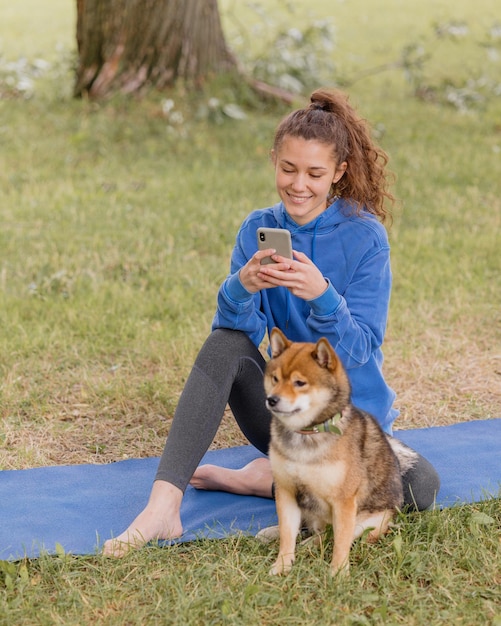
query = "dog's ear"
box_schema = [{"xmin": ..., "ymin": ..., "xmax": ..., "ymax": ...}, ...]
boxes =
[
  {"xmin": 313, "ymin": 337, "xmax": 338, "ymax": 370},
  {"xmin": 270, "ymin": 327, "xmax": 290, "ymax": 358}
]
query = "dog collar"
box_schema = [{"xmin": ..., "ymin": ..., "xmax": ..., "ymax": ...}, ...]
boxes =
[{"xmin": 297, "ymin": 412, "xmax": 342, "ymax": 435}]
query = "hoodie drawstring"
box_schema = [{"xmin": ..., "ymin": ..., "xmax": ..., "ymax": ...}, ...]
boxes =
[{"xmin": 284, "ymin": 218, "xmax": 321, "ymax": 330}]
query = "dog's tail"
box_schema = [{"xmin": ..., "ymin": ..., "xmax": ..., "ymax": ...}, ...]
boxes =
[{"xmin": 386, "ymin": 436, "xmax": 419, "ymax": 475}]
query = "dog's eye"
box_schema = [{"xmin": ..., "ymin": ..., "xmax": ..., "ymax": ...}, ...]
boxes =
[
  {"xmin": 294, "ymin": 380, "xmax": 307, "ymax": 388},
  {"xmin": 272, "ymin": 375, "xmax": 279, "ymax": 384}
]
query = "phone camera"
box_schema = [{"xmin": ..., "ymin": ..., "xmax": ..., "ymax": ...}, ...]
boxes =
[{"xmin": 259, "ymin": 232, "xmax": 266, "ymax": 242}]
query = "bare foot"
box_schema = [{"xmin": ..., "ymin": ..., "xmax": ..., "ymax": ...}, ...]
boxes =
[
  {"xmin": 190, "ymin": 457, "xmax": 273, "ymax": 499},
  {"xmin": 102, "ymin": 480, "xmax": 183, "ymax": 557}
]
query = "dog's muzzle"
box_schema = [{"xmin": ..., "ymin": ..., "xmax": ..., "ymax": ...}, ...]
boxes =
[{"xmin": 266, "ymin": 395, "xmax": 280, "ymax": 408}]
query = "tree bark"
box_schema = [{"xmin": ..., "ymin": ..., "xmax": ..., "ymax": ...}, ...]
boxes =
[{"xmin": 74, "ymin": 0, "xmax": 237, "ymax": 99}]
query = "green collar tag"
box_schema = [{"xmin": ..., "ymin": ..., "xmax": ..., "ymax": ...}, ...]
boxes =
[{"xmin": 297, "ymin": 412, "xmax": 342, "ymax": 435}]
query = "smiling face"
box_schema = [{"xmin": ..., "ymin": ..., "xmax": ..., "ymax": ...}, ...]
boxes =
[{"xmin": 272, "ymin": 136, "xmax": 347, "ymax": 226}]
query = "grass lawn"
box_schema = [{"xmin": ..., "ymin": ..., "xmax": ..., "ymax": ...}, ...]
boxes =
[{"xmin": 0, "ymin": 1, "xmax": 500, "ymax": 624}]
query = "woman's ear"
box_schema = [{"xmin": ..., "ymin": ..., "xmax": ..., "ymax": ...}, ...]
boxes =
[{"xmin": 333, "ymin": 161, "xmax": 347, "ymax": 184}]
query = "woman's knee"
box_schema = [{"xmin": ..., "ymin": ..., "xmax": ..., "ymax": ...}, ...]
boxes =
[{"xmin": 202, "ymin": 329, "xmax": 255, "ymax": 353}]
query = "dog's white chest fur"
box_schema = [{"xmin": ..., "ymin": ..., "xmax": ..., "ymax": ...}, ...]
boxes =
[{"xmin": 270, "ymin": 450, "xmax": 347, "ymax": 496}]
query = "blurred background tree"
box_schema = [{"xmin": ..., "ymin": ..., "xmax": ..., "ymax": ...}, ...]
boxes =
[{"xmin": 74, "ymin": 0, "xmax": 236, "ymax": 98}]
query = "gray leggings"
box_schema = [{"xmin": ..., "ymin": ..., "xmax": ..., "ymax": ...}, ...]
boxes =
[{"xmin": 155, "ymin": 329, "xmax": 440, "ymax": 511}]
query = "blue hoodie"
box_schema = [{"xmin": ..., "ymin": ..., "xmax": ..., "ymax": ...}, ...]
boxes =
[{"xmin": 212, "ymin": 198, "xmax": 398, "ymax": 433}]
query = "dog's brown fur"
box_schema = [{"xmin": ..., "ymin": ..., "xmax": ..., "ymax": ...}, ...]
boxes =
[{"xmin": 265, "ymin": 328, "xmax": 403, "ymax": 576}]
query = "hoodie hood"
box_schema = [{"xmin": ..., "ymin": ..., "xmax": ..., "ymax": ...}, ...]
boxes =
[{"xmin": 271, "ymin": 198, "xmax": 365, "ymax": 266}]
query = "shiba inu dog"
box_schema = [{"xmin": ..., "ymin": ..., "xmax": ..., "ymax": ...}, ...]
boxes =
[{"xmin": 265, "ymin": 328, "xmax": 407, "ymax": 576}]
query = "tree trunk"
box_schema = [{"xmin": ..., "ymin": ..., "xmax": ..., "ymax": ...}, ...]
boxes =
[{"xmin": 74, "ymin": 0, "xmax": 237, "ymax": 99}]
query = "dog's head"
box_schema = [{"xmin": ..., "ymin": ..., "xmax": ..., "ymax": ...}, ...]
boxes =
[{"xmin": 264, "ymin": 328, "xmax": 350, "ymax": 431}]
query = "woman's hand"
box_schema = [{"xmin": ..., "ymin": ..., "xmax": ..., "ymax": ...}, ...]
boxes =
[
  {"xmin": 239, "ymin": 248, "xmax": 293, "ymax": 294},
  {"xmin": 241, "ymin": 249, "xmax": 328, "ymax": 301}
]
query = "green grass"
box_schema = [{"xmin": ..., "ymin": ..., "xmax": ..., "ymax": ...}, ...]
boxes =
[
  {"xmin": 1, "ymin": 501, "xmax": 500, "ymax": 625},
  {"xmin": 0, "ymin": 0, "xmax": 500, "ymax": 624}
]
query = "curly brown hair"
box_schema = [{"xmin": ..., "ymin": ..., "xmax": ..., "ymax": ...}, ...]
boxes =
[{"xmin": 272, "ymin": 88, "xmax": 395, "ymax": 223}]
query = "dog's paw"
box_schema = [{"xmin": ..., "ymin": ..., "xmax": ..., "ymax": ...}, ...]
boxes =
[
  {"xmin": 269, "ymin": 556, "xmax": 294, "ymax": 576},
  {"xmin": 256, "ymin": 525, "xmax": 280, "ymax": 544},
  {"xmin": 330, "ymin": 560, "xmax": 350, "ymax": 577}
]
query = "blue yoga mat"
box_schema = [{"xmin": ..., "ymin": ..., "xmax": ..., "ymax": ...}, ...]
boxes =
[{"xmin": 0, "ymin": 419, "xmax": 499, "ymax": 561}]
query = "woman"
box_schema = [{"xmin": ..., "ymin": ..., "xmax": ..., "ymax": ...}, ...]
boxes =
[{"xmin": 104, "ymin": 88, "xmax": 439, "ymax": 556}]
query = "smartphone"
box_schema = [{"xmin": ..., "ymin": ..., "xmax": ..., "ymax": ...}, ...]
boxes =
[{"xmin": 257, "ymin": 227, "xmax": 293, "ymax": 265}]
